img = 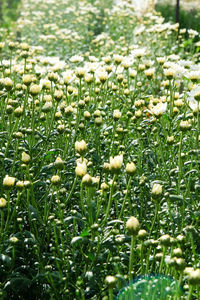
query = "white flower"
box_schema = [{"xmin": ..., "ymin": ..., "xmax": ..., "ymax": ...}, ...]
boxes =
[
  {"xmin": 148, "ymin": 102, "xmax": 167, "ymax": 117},
  {"xmin": 70, "ymin": 55, "xmax": 84, "ymax": 63},
  {"xmin": 109, "ymin": 154, "xmax": 123, "ymax": 172}
]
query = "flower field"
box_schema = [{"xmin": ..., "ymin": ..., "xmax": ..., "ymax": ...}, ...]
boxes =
[{"xmin": 0, "ymin": 0, "xmax": 200, "ymax": 299}]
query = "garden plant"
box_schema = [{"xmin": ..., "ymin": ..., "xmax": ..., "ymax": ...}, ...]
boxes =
[{"xmin": 0, "ymin": 0, "xmax": 200, "ymax": 299}]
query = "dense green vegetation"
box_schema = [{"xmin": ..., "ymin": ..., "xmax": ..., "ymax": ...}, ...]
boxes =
[
  {"xmin": 0, "ymin": 0, "xmax": 20, "ymax": 30},
  {"xmin": 155, "ymin": 2, "xmax": 200, "ymax": 33},
  {"xmin": 0, "ymin": 0, "xmax": 200, "ymax": 299}
]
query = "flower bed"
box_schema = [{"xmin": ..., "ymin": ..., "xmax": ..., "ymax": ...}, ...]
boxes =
[{"xmin": 0, "ymin": 0, "xmax": 200, "ymax": 299}]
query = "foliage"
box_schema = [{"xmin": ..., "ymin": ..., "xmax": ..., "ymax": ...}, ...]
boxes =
[
  {"xmin": 155, "ymin": 2, "xmax": 200, "ymax": 33},
  {"xmin": 0, "ymin": 0, "xmax": 200, "ymax": 299}
]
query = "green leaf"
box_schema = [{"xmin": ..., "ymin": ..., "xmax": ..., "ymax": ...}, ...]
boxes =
[
  {"xmin": 80, "ymin": 229, "xmax": 90, "ymax": 237},
  {"xmin": 71, "ymin": 236, "xmax": 83, "ymax": 246},
  {"xmin": 0, "ymin": 254, "xmax": 11, "ymax": 267},
  {"xmin": 87, "ymin": 253, "xmax": 94, "ymax": 261}
]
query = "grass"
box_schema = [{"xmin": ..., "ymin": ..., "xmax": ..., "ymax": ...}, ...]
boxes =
[{"xmin": 0, "ymin": 0, "xmax": 200, "ymax": 299}]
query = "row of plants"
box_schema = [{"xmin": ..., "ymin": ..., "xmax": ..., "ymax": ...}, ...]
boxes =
[{"xmin": 0, "ymin": 0, "xmax": 200, "ymax": 299}]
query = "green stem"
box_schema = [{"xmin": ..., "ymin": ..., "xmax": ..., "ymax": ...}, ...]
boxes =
[
  {"xmin": 187, "ymin": 285, "xmax": 193, "ymax": 300},
  {"xmin": 149, "ymin": 202, "xmax": 159, "ymax": 237},
  {"xmin": 119, "ymin": 176, "xmax": 132, "ymax": 218},
  {"xmin": 66, "ymin": 176, "xmax": 77, "ymax": 205},
  {"xmin": 129, "ymin": 235, "xmax": 136, "ymax": 282},
  {"xmin": 102, "ymin": 174, "xmax": 116, "ymax": 226},
  {"xmin": 159, "ymin": 246, "xmax": 166, "ymax": 273},
  {"xmin": 178, "ymin": 131, "xmax": 183, "ymax": 193},
  {"xmin": 108, "ymin": 287, "xmax": 113, "ymax": 300}
]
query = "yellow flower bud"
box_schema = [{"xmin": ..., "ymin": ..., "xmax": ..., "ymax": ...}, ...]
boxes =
[
  {"xmin": 51, "ymin": 175, "xmax": 61, "ymax": 185},
  {"xmin": 126, "ymin": 162, "xmax": 136, "ymax": 175},
  {"xmin": 23, "ymin": 74, "xmax": 32, "ymax": 86},
  {"xmin": 75, "ymin": 162, "xmax": 87, "ymax": 177},
  {"xmin": 3, "ymin": 175, "xmax": 15, "ymax": 188},
  {"xmin": 30, "ymin": 84, "xmax": 41, "ymax": 95},
  {"xmin": 187, "ymin": 269, "xmax": 200, "ymax": 285},
  {"xmin": 105, "ymin": 275, "xmax": 117, "ymax": 288},
  {"xmin": 113, "ymin": 109, "xmax": 121, "ymax": 120},
  {"xmin": 82, "ymin": 174, "xmax": 93, "ymax": 186},
  {"xmin": 109, "ymin": 154, "xmax": 123, "ymax": 173},
  {"xmin": 9, "ymin": 237, "xmax": 19, "ymax": 244},
  {"xmin": 75, "ymin": 140, "xmax": 87, "ymax": 155},
  {"xmin": 151, "ymin": 183, "xmax": 162, "ymax": 200},
  {"xmin": 0, "ymin": 198, "xmax": 7, "ymax": 208},
  {"xmin": 22, "ymin": 152, "xmax": 31, "ymax": 164},
  {"xmin": 126, "ymin": 216, "xmax": 140, "ymax": 236},
  {"xmin": 54, "ymin": 157, "xmax": 64, "ymax": 169}
]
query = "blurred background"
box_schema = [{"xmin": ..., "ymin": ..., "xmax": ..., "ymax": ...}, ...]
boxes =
[{"xmin": 156, "ymin": 0, "xmax": 200, "ymax": 33}]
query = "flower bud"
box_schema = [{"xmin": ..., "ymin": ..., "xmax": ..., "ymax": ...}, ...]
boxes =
[
  {"xmin": 159, "ymin": 234, "xmax": 171, "ymax": 247},
  {"xmin": 164, "ymin": 68, "xmax": 175, "ymax": 80},
  {"xmin": 105, "ymin": 276, "xmax": 117, "ymax": 288},
  {"xmin": 6, "ymin": 105, "xmax": 13, "ymax": 114},
  {"xmin": 22, "ymin": 152, "xmax": 31, "ymax": 164},
  {"xmin": 75, "ymin": 162, "xmax": 87, "ymax": 177},
  {"xmin": 151, "ymin": 183, "xmax": 162, "ymax": 200},
  {"xmin": 0, "ymin": 197, "xmax": 7, "ymax": 208},
  {"xmin": 16, "ymin": 181, "xmax": 24, "ymax": 190},
  {"xmin": 9, "ymin": 237, "xmax": 19, "ymax": 244},
  {"xmin": 109, "ymin": 154, "xmax": 123, "ymax": 173},
  {"xmin": 54, "ymin": 90, "xmax": 63, "ymax": 102},
  {"xmin": 30, "ymin": 84, "xmax": 41, "ymax": 96},
  {"xmin": 179, "ymin": 120, "xmax": 191, "ymax": 131},
  {"xmin": 113, "ymin": 109, "xmax": 121, "ymax": 120},
  {"xmin": 103, "ymin": 162, "xmax": 111, "ymax": 172},
  {"xmin": 126, "ymin": 162, "xmax": 136, "ymax": 175},
  {"xmin": 54, "ymin": 157, "xmax": 64, "ymax": 169},
  {"xmin": 138, "ymin": 229, "xmax": 147, "ymax": 240},
  {"xmin": 51, "ymin": 175, "xmax": 61, "ymax": 186},
  {"xmin": 3, "ymin": 175, "xmax": 15, "ymax": 188},
  {"xmin": 187, "ymin": 269, "xmax": 200, "ymax": 285},
  {"xmin": 23, "ymin": 74, "xmax": 32, "ymax": 86},
  {"xmin": 14, "ymin": 107, "xmax": 23, "ymax": 117},
  {"xmin": 174, "ymin": 257, "xmax": 186, "ymax": 271},
  {"xmin": 82, "ymin": 174, "xmax": 93, "ymax": 187},
  {"xmin": 126, "ymin": 216, "xmax": 140, "ymax": 236},
  {"xmin": 75, "ymin": 140, "xmax": 87, "ymax": 155},
  {"xmin": 172, "ymin": 248, "xmax": 182, "ymax": 258},
  {"xmin": 3, "ymin": 77, "xmax": 13, "ymax": 91},
  {"xmin": 101, "ymin": 182, "xmax": 109, "ymax": 191},
  {"xmin": 167, "ymin": 136, "xmax": 174, "ymax": 145}
]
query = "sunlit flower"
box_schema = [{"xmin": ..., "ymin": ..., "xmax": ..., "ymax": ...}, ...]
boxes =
[
  {"xmin": 109, "ymin": 154, "xmax": 123, "ymax": 173},
  {"xmin": 75, "ymin": 140, "xmax": 87, "ymax": 154},
  {"xmin": 75, "ymin": 161, "xmax": 87, "ymax": 177},
  {"xmin": 3, "ymin": 175, "xmax": 15, "ymax": 188},
  {"xmin": 0, "ymin": 198, "xmax": 7, "ymax": 208}
]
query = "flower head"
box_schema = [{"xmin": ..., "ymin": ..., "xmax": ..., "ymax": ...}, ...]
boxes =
[
  {"xmin": 3, "ymin": 175, "xmax": 15, "ymax": 188},
  {"xmin": 109, "ymin": 154, "xmax": 123, "ymax": 173},
  {"xmin": 75, "ymin": 140, "xmax": 87, "ymax": 155}
]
